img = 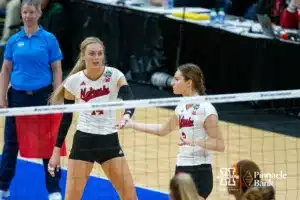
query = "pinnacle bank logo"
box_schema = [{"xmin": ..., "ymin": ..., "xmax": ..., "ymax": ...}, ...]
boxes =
[{"xmin": 217, "ymin": 168, "xmax": 288, "ymax": 190}]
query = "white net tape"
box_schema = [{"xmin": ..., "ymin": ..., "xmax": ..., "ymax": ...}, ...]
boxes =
[{"xmin": 0, "ymin": 89, "xmax": 299, "ymax": 117}]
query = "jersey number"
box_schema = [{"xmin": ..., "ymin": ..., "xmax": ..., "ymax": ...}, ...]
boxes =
[{"xmin": 91, "ymin": 110, "xmax": 104, "ymax": 115}]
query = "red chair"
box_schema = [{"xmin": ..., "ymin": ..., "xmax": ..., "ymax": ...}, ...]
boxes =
[{"xmin": 16, "ymin": 113, "xmax": 67, "ymax": 158}]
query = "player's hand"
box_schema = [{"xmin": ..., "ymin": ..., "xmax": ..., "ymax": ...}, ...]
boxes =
[
  {"xmin": 0, "ymin": 97, "xmax": 7, "ymax": 108},
  {"xmin": 116, "ymin": 114, "xmax": 131, "ymax": 129},
  {"xmin": 48, "ymin": 147, "xmax": 61, "ymax": 177},
  {"xmin": 179, "ymin": 136, "xmax": 195, "ymax": 146}
]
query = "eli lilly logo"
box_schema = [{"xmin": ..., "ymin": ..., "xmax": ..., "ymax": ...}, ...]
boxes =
[{"xmin": 217, "ymin": 168, "xmax": 288, "ymax": 190}]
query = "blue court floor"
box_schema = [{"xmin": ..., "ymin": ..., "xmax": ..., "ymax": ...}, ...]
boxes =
[{"xmin": 2, "ymin": 156, "xmax": 168, "ymax": 200}]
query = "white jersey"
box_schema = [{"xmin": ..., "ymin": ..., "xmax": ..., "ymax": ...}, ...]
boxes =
[
  {"xmin": 175, "ymin": 102, "xmax": 218, "ymax": 166},
  {"xmin": 64, "ymin": 67, "xmax": 124, "ymax": 135}
]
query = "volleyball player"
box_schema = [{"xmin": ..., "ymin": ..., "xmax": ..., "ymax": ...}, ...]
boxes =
[
  {"xmin": 169, "ymin": 173, "xmax": 204, "ymax": 200},
  {"xmin": 48, "ymin": 37, "xmax": 138, "ymax": 200},
  {"xmin": 122, "ymin": 63, "xmax": 225, "ymax": 199},
  {"xmin": 227, "ymin": 159, "xmax": 275, "ymax": 200},
  {"xmin": 242, "ymin": 186, "xmax": 275, "ymax": 200}
]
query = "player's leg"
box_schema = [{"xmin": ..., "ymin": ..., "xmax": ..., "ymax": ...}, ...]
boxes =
[
  {"xmin": 65, "ymin": 130, "xmax": 95, "ymax": 200},
  {"xmin": 101, "ymin": 157, "xmax": 137, "ymax": 200},
  {"xmin": 175, "ymin": 164, "xmax": 213, "ymax": 199},
  {"xmin": 96, "ymin": 133, "xmax": 136, "ymax": 200},
  {"xmin": 65, "ymin": 159, "xmax": 94, "ymax": 200}
]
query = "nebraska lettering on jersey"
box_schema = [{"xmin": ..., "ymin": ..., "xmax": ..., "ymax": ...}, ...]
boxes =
[
  {"xmin": 179, "ymin": 116, "xmax": 194, "ymax": 128},
  {"xmin": 80, "ymin": 86, "xmax": 110, "ymax": 102}
]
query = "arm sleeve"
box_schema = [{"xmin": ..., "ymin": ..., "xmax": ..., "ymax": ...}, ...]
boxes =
[
  {"xmin": 114, "ymin": 68, "xmax": 125, "ymax": 82},
  {"xmin": 55, "ymin": 99, "xmax": 74, "ymax": 148},
  {"xmin": 203, "ymin": 103, "xmax": 218, "ymax": 121},
  {"xmin": 117, "ymin": 85, "xmax": 134, "ymax": 101},
  {"xmin": 63, "ymin": 75, "xmax": 76, "ymax": 96},
  {"xmin": 117, "ymin": 85, "xmax": 135, "ymax": 117}
]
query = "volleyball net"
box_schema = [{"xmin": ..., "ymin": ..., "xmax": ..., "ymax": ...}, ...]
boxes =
[{"xmin": 0, "ymin": 89, "xmax": 299, "ymax": 200}]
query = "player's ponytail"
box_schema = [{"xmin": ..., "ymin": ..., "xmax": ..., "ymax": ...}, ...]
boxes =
[
  {"xmin": 49, "ymin": 57, "xmax": 85, "ymax": 105},
  {"xmin": 49, "ymin": 37, "xmax": 104, "ymax": 105},
  {"xmin": 169, "ymin": 173, "xmax": 202, "ymax": 200},
  {"xmin": 242, "ymin": 186, "xmax": 275, "ymax": 200}
]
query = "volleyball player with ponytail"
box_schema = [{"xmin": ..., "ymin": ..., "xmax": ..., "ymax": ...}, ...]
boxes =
[
  {"xmin": 122, "ymin": 63, "xmax": 225, "ymax": 199},
  {"xmin": 48, "ymin": 37, "xmax": 138, "ymax": 200},
  {"xmin": 228, "ymin": 159, "xmax": 276, "ymax": 200},
  {"xmin": 242, "ymin": 186, "xmax": 275, "ymax": 200}
]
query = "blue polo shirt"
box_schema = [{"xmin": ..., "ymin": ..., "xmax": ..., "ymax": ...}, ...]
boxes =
[{"xmin": 4, "ymin": 26, "xmax": 63, "ymax": 91}]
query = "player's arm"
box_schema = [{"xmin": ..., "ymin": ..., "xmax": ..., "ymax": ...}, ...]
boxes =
[
  {"xmin": 194, "ymin": 114, "xmax": 225, "ymax": 152},
  {"xmin": 128, "ymin": 114, "xmax": 178, "ymax": 136},
  {"xmin": 117, "ymin": 77, "xmax": 135, "ymax": 118},
  {"xmin": 54, "ymin": 89, "xmax": 75, "ymax": 149}
]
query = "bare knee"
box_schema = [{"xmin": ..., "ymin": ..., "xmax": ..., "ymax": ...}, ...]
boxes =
[{"xmin": 119, "ymin": 183, "xmax": 137, "ymax": 200}]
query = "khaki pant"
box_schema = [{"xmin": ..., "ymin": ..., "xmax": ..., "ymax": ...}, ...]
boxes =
[{"xmin": 0, "ymin": 0, "xmax": 21, "ymax": 43}]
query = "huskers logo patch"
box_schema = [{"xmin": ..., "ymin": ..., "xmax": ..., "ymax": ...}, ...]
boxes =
[
  {"xmin": 104, "ymin": 70, "xmax": 112, "ymax": 77},
  {"xmin": 104, "ymin": 70, "xmax": 112, "ymax": 82}
]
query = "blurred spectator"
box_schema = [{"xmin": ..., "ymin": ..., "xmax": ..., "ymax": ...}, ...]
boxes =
[
  {"xmin": 280, "ymin": 0, "xmax": 300, "ymax": 29},
  {"xmin": 0, "ymin": 0, "xmax": 21, "ymax": 45},
  {"xmin": 242, "ymin": 185, "xmax": 275, "ymax": 200},
  {"xmin": 40, "ymin": 0, "xmax": 66, "ymax": 44},
  {"xmin": 227, "ymin": 159, "xmax": 261, "ymax": 200},
  {"xmin": 0, "ymin": 0, "xmax": 63, "ymax": 199},
  {"xmin": 169, "ymin": 173, "xmax": 204, "ymax": 200},
  {"xmin": 40, "ymin": 0, "xmax": 69, "ymax": 69}
]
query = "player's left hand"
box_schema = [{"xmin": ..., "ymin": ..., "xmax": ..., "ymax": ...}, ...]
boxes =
[
  {"xmin": 116, "ymin": 114, "xmax": 131, "ymax": 129},
  {"xmin": 179, "ymin": 136, "xmax": 195, "ymax": 146}
]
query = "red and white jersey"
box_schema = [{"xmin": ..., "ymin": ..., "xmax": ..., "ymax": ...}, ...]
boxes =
[
  {"xmin": 64, "ymin": 67, "xmax": 124, "ymax": 135},
  {"xmin": 175, "ymin": 102, "xmax": 218, "ymax": 166}
]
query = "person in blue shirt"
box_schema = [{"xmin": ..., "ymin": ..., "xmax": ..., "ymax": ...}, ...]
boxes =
[{"xmin": 0, "ymin": 0, "xmax": 63, "ymax": 199}]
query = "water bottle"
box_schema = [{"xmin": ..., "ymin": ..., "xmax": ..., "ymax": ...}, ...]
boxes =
[
  {"xmin": 210, "ymin": 8, "xmax": 217, "ymax": 24},
  {"xmin": 163, "ymin": 0, "xmax": 173, "ymax": 9},
  {"xmin": 217, "ymin": 8, "xmax": 225, "ymax": 24}
]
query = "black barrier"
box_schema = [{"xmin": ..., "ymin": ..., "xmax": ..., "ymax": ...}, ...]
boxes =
[{"xmin": 65, "ymin": 0, "xmax": 299, "ymax": 115}]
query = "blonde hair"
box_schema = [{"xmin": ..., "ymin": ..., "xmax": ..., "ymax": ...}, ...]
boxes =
[
  {"xmin": 242, "ymin": 186, "xmax": 275, "ymax": 200},
  {"xmin": 169, "ymin": 173, "xmax": 202, "ymax": 200},
  {"xmin": 22, "ymin": 0, "xmax": 41, "ymax": 10},
  {"xmin": 50, "ymin": 37, "xmax": 104, "ymax": 104}
]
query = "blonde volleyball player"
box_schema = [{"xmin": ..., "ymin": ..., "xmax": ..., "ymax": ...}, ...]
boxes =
[
  {"xmin": 122, "ymin": 63, "xmax": 225, "ymax": 199},
  {"xmin": 169, "ymin": 173, "xmax": 204, "ymax": 200},
  {"xmin": 48, "ymin": 37, "xmax": 137, "ymax": 200}
]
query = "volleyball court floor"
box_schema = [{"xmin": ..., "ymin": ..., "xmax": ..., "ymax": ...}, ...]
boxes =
[{"xmin": 0, "ymin": 86, "xmax": 299, "ymax": 200}]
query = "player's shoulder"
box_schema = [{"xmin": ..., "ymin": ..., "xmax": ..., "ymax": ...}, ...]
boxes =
[
  {"xmin": 66, "ymin": 71, "xmax": 82, "ymax": 83},
  {"xmin": 201, "ymin": 102, "xmax": 215, "ymax": 109},
  {"xmin": 175, "ymin": 103, "xmax": 184, "ymax": 114},
  {"xmin": 105, "ymin": 66, "xmax": 122, "ymax": 75},
  {"xmin": 198, "ymin": 102, "xmax": 218, "ymax": 117}
]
